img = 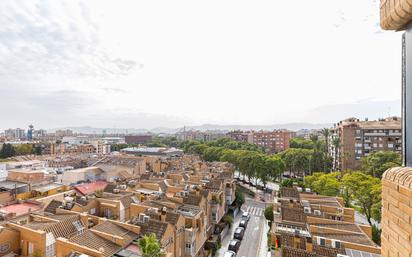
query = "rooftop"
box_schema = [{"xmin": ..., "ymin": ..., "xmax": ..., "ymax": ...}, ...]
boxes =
[
  {"xmin": 73, "ymin": 181, "xmax": 108, "ymax": 195},
  {"xmin": 0, "ymin": 202, "xmax": 42, "ymax": 216}
]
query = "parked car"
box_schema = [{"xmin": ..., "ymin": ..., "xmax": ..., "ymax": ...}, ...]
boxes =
[
  {"xmin": 242, "ymin": 212, "xmax": 250, "ymax": 221},
  {"xmin": 228, "ymin": 239, "xmax": 241, "ymax": 253},
  {"xmin": 234, "ymin": 227, "xmax": 245, "ymax": 240},
  {"xmin": 224, "ymin": 250, "xmax": 236, "ymax": 257},
  {"xmin": 239, "ymin": 219, "xmax": 248, "ymax": 229}
]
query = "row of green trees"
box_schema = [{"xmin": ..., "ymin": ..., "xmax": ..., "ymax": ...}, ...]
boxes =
[
  {"xmin": 0, "ymin": 143, "xmax": 42, "ymax": 158},
  {"xmin": 182, "ymin": 138, "xmax": 284, "ymax": 189},
  {"xmin": 180, "ymin": 135, "xmax": 334, "ymax": 187}
]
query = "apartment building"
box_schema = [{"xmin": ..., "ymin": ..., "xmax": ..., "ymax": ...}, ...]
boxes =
[
  {"xmin": 124, "ymin": 135, "xmax": 153, "ymax": 144},
  {"xmin": 226, "ymin": 130, "xmax": 249, "ymax": 142},
  {"xmin": 272, "ymin": 187, "xmax": 381, "ymax": 256},
  {"xmin": 329, "ymin": 117, "xmax": 401, "ymax": 171},
  {"xmin": 4, "ymin": 128, "xmax": 26, "ymax": 140},
  {"xmin": 176, "ymin": 130, "xmax": 226, "ymax": 142},
  {"xmin": 247, "ymin": 130, "xmax": 292, "ymax": 153}
]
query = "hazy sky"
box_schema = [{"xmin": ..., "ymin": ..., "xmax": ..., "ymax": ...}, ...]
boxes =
[{"xmin": 0, "ymin": 0, "xmax": 402, "ymax": 130}]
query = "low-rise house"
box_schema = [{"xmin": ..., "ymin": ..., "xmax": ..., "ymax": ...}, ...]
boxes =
[
  {"xmin": 272, "ymin": 187, "xmax": 381, "ymax": 256},
  {"xmin": 61, "ymin": 167, "xmax": 104, "ymax": 185}
]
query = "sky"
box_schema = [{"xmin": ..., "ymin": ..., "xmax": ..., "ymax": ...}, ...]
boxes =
[{"xmin": 0, "ymin": 0, "xmax": 402, "ymax": 130}]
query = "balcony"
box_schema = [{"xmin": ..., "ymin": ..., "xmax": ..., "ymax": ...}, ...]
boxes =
[
  {"xmin": 185, "ymin": 227, "xmax": 197, "ymax": 243},
  {"xmin": 364, "ymin": 132, "xmax": 387, "ymax": 136}
]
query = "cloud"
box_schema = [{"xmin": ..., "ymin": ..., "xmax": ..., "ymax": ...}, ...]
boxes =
[
  {"xmin": 304, "ymin": 99, "xmax": 401, "ymax": 123},
  {"xmin": 0, "ymin": 0, "xmax": 138, "ymax": 80}
]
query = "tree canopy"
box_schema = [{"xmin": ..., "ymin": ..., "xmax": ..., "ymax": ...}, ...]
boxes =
[
  {"xmin": 138, "ymin": 233, "xmax": 162, "ymax": 257},
  {"xmin": 361, "ymin": 150, "xmax": 401, "ymax": 178},
  {"xmin": 342, "ymin": 172, "xmax": 381, "ymax": 226}
]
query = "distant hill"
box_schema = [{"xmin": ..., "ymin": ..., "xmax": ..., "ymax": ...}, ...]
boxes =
[{"xmin": 50, "ymin": 122, "xmax": 333, "ymax": 135}]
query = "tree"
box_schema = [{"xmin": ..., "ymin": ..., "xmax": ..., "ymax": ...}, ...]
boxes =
[
  {"xmin": 304, "ymin": 172, "xmax": 341, "ymax": 196},
  {"xmin": 279, "ymin": 148, "xmax": 312, "ymax": 177},
  {"xmin": 238, "ymin": 151, "xmax": 258, "ymax": 183},
  {"xmin": 202, "ymin": 146, "xmax": 225, "ymax": 162},
  {"xmin": 342, "ymin": 172, "xmax": 381, "ymax": 226},
  {"xmin": 223, "ymin": 214, "xmax": 234, "ymax": 228},
  {"xmin": 250, "ymin": 153, "xmax": 267, "ymax": 186},
  {"xmin": 310, "ymin": 140, "xmax": 331, "ymax": 173},
  {"xmin": 138, "ymin": 233, "xmax": 162, "ymax": 257},
  {"xmin": 331, "ymin": 137, "xmax": 342, "ymax": 171},
  {"xmin": 320, "ymin": 128, "xmax": 330, "ymax": 154},
  {"xmin": 264, "ymin": 204, "xmax": 274, "ymax": 222},
  {"xmin": 0, "ymin": 143, "xmax": 15, "ymax": 158},
  {"xmin": 290, "ymin": 138, "xmax": 314, "ymax": 149},
  {"xmin": 361, "ymin": 151, "xmax": 402, "ymax": 178},
  {"xmin": 265, "ymin": 155, "xmax": 285, "ymax": 182},
  {"xmin": 235, "ymin": 189, "xmax": 245, "ymax": 206},
  {"xmin": 14, "ymin": 144, "xmax": 33, "ymax": 155}
]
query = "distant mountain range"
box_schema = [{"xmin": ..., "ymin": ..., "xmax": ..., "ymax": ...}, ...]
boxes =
[{"xmin": 50, "ymin": 123, "xmax": 333, "ymax": 135}]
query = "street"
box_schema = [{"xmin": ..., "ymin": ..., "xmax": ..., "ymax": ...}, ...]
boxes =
[{"xmin": 216, "ymin": 197, "xmax": 269, "ymax": 257}]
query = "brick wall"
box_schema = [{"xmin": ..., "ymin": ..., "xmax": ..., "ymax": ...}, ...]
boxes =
[
  {"xmin": 382, "ymin": 167, "xmax": 412, "ymax": 257},
  {"xmin": 381, "ymin": 0, "xmax": 412, "ymax": 30}
]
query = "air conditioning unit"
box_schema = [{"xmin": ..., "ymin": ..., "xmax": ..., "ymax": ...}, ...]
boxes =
[
  {"xmin": 314, "ymin": 210, "xmax": 321, "ymax": 216},
  {"xmin": 301, "ymin": 200, "xmax": 310, "ymax": 207},
  {"xmin": 332, "ymin": 239, "xmax": 342, "ymax": 249},
  {"xmin": 305, "ymin": 188, "xmax": 311, "ymax": 193},
  {"xmin": 317, "ymin": 237, "xmax": 326, "ymax": 247},
  {"xmin": 304, "ymin": 207, "xmax": 311, "ymax": 214},
  {"xmin": 297, "ymin": 187, "xmax": 302, "ymax": 192}
]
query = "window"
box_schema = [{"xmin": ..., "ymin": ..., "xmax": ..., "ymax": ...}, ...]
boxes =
[
  {"xmin": 185, "ymin": 243, "xmax": 192, "ymax": 254},
  {"xmin": 45, "ymin": 233, "xmax": 56, "ymax": 257},
  {"xmin": 72, "ymin": 220, "xmax": 84, "ymax": 234}
]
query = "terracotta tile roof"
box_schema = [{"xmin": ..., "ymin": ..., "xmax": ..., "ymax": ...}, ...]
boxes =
[
  {"xmin": 119, "ymin": 195, "xmax": 135, "ymax": 208},
  {"xmin": 25, "ymin": 221, "xmax": 56, "ymax": 230},
  {"xmin": 313, "ymin": 244, "xmax": 346, "ymax": 256},
  {"xmin": 44, "ymin": 215, "xmax": 83, "ymax": 238},
  {"xmin": 183, "ymin": 195, "xmax": 202, "ymax": 206},
  {"xmin": 165, "ymin": 212, "xmax": 180, "ymax": 225},
  {"xmin": 310, "ymin": 223, "xmax": 362, "ymax": 233},
  {"xmin": 119, "ymin": 170, "xmax": 132, "ymax": 179},
  {"xmin": 69, "ymin": 230, "xmax": 121, "ymax": 257},
  {"xmin": 281, "ymin": 188, "xmax": 300, "ymax": 199},
  {"xmin": 24, "ymin": 214, "xmax": 83, "ymax": 239},
  {"xmin": 140, "ymin": 173, "xmax": 151, "ymax": 181},
  {"xmin": 133, "ymin": 219, "xmax": 168, "ymax": 240},
  {"xmin": 74, "ymin": 181, "xmax": 108, "ymax": 196},
  {"xmin": 312, "ymin": 232, "xmax": 375, "ymax": 246},
  {"xmin": 103, "ymin": 184, "xmax": 117, "ymax": 193},
  {"xmin": 159, "ymin": 180, "xmax": 168, "ymax": 193},
  {"xmin": 92, "ymin": 221, "xmax": 138, "ymax": 243},
  {"xmin": 205, "ymin": 179, "xmax": 222, "ymax": 190},
  {"xmin": 44, "ymin": 200, "xmax": 63, "ymax": 214},
  {"xmin": 282, "ymin": 246, "xmax": 318, "ymax": 257}
]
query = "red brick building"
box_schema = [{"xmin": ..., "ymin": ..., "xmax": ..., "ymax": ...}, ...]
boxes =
[
  {"xmin": 247, "ymin": 130, "xmax": 292, "ymax": 153},
  {"xmin": 125, "ymin": 135, "xmax": 153, "ymax": 144}
]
